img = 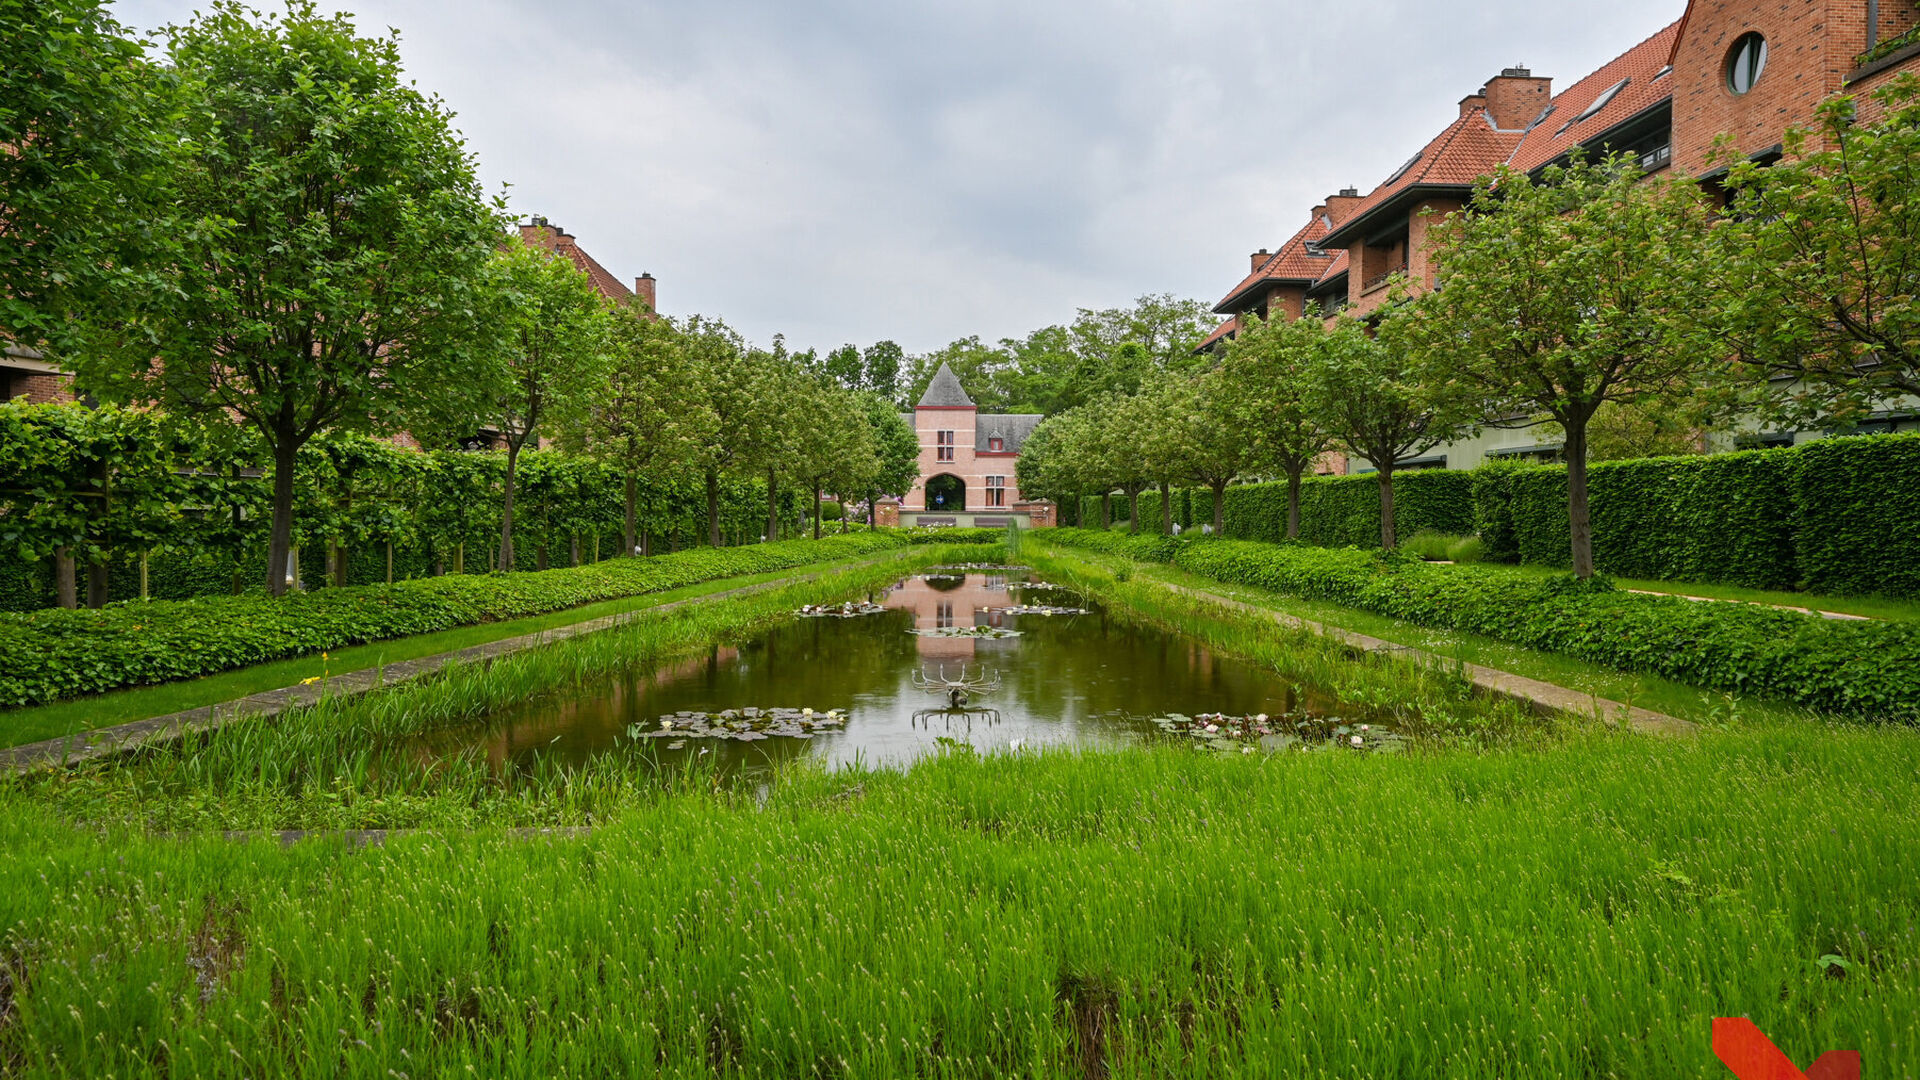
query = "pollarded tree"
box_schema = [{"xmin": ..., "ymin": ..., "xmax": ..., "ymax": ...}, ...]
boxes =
[
  {"xmin": 473, "ymin": 240, "xmax": 611, "ymax": 571},
  {"xmin": 80, "ymin": 2, "xmax": 505, "ymax": 595},
  {"xmin": 1302, "ymin": 318, "xmax": 1480, "ymax": 549},
  {"xmin": 1221, "ymin": 312, "xmax": 1332, "ymax": 538},
  {"xmin": 789, "ymin": 379, "xmax": 879, "ymax": 540},
  {"xmin": 1, "ymin": 0, "xmax": 177, "ymax": 359},
  {"xmin": 682, "ymin": 317, "xmax": 766, "ymax": 547},
  {"xmin": 1715, "ymin": 73, "xmax": 1920, "ymax": 425},
  {"xmin": 1403, "ymin": 156, "xmax": 1713, "ymax": 576},
  {"xmin": 858, "ymin": 394, "xmax": 920, "ymax": 528},
  {"xmin": 556, "ymin": 303, "xmax": 711, "ymax": 556}
]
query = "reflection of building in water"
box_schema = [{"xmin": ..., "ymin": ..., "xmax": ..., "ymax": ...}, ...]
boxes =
[{"xmin": 884, "ymin": 574, "xmax": 1013, "ymax": 660}]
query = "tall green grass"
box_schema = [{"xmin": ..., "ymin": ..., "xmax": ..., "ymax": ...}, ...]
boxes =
[
  {"xmin": 0, "ymin": 728, "xmax": 1913, "ymax": 1077},
  {"xmin": 6, "ymin": 547, "xmax": 996, "ymax": 832}
]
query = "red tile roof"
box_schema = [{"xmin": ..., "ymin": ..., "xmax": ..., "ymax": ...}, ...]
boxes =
[
  {"xmin": 553, "ymin": 239, "xmax": 633, "ymax": 303},
  {"xmin": 1320, "ymin": 107, "xmax": 1526, "ymax": 247},
  {"xmin": 1312, "ymin": 248, "xmax": 1349, "ymax": 291},
  {"xmin": 1507, "ymin": 21, "xmax": 1680, "ymax": 174},
  {"xmin": 1213, "ymin": 214, "xmax": 1337, "ymax": 313},
  {"xmin": 1197, "ymin": 315, "xmax": 1240, "ymax": 352}
]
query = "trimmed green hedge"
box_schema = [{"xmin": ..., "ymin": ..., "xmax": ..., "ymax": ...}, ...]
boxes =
[
  {"xmin": 1076, "ymin": 472, "xmax": 1474, "ymax": 546},
  {"xmin": 1472, "ymin": 434, "xmax": 1920, "ymax": 597},
  {"xmin": 1043, "ymin": 528, "xmax": 1920, "ymax": 721},
  {"xmin": 0, "ymin": 532, "xmax": 923, "ymax": 708}
]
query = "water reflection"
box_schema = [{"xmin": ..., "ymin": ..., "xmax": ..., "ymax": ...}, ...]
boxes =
[{"xmin": 438, "ymin": 573, "xmax": 1338, "ymax": 777}]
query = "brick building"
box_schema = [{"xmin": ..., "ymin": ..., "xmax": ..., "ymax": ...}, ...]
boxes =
[
  {"xmin": 880, "ymin": 363, "xmax": 1054, "ymax": 529},
  {"xmin": 1203, "ymin": 0, "xmax": 1920, "ymax": 468}
]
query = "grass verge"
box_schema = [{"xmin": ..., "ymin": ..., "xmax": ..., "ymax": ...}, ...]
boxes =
[
  {"xmin": 1453, "ymin": 561, "xmax": 1920, "ymax": 621},
  {"xmin": 0, "ymin": 548, "xmax": 913, "ymax": 749},
  {"xmin": 0, "ymin": 729, "xmax": 1913, "ymax": 1076},
  {"xmin": 3, "ymin": 547, "xmax": 991, "ymax": 831}
]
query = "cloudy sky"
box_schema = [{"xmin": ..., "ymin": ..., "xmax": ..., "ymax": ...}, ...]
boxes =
[{"xmin": 113, "ymin": 0, "xmax": 1681, "ymax": 354}]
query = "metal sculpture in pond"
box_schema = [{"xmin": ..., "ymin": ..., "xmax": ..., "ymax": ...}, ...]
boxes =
[{"xmin": 912, "ymin": 663, "xmax": 1002, "ymax": 710}]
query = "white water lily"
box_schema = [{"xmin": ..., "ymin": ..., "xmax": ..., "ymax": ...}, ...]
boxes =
[
  {"xmin": 660, "ymin": 720, "xmax": 673, "ymax": 731},
  {"xmin": 1350, "ymin": 735, "xmax": 1364, "ymax": 747},
  {"xmin": 1256, "ymin": 713, "xmax": 1268, "ymax": 723},
  {"xmin": 1360, "ymin": 724, "xmax": 1370, "ymax": 732},
  {"xmin": 803, "ymin": 708, "xmax": 814, "ymax": 716},
  {"xmin": 1204, "ymin": 724, "xmax": 1219, "ymax": 733}
]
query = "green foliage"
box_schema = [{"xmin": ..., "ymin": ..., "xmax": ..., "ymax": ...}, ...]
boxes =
[
  {"xmin": 0, "ymin": 0, "xmax": 176, "ymax": 357},
  {"xmin": 1468, "ymin": 435, "xmax": 1920, "ymax": 597},
  {"xmin": 0, "ymin": 532, "xmax": 915, "ymax": 707},
  {"xmin": 1400, "ymin": 531, "xmax": 1465, "ymax": 562},
  {"xmin": 1447, "ymin": 536, "xmax": 1488, "ymax": 564},
  {"xmin": 1716, "ymin": 74, "xmax": 1920, "ymax": 425},
  {"xmin": 1045, "ymin": 529, "xmax": 1920, "ymax": 720},
  {"xmin": 1791, "ymin": 434, "xmax": 1920, "ymax": 598},
  {"xmin": 1222, "ymin": 471, "xmax": 1475, "ymax": 547}
]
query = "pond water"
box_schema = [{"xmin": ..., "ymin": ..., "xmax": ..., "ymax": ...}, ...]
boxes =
[{"xmin": 433, "ymin": 570, "xmax": 1362, "ymax": 777}]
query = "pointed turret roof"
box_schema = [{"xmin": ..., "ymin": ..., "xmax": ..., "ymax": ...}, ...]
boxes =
[{"xmin": 917, "ymin": 363, "xmax": 975, "ymax": 408}]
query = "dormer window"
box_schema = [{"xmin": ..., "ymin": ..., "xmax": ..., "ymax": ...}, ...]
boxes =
[
  {"xmin": 989, "ymin": 437, "xmax": 1004, "ymax": 452},
  {"xmin": 1576, "ymin": 78, "xmax": 1629, "ymax": 123}
]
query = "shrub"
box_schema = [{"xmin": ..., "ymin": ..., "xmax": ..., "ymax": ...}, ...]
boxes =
[
  {"xmin": 1221, "ymin": 471, "xmax": 1475, "ymax": 546},
  {"xmin": 1447, "ymin": 536, "xmax": 1488, "ymax": 564},
  {"xmin": 819, "ymin": 501, "xmax": 844, "ymax": 521},
  {"xmin": 0, "ymin": 532, "xmax": 919, "ymax": 708},
  {"xmin": 1791, "ymin": 434, "xmax": 1920, "ymax": 599},
  {"xmin": 1401, "ymin": 531, "xmax": 1465, "ymax": 562},
  {"xmin": 1043, "ymin": 528, "xmax": 1920, "ymax": 721},
  {"xmin": 901, "ymin": 527, "xmax": 1001, "ymax": 545}
]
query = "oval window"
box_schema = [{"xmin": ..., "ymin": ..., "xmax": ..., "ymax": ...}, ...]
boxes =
[{"xmin": 1727, "ymin": 32, "xmax": 1767, "ymax": 94}]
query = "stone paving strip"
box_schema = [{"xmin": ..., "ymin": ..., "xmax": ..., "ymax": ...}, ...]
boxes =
[
  {"xmin": 1619, "ymin": 587, "xmax": 1872, "ymax": 621},
  {"xmin": 1154, "ymin": 580, "xmax": 1696, "ymax": 737},
  {"xmin": 0, "ymin": 553, "xmax": 913, "ymax": 775}
]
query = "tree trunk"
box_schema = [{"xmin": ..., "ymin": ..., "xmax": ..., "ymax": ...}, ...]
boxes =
[
  {"xmin": 454, "ymin": 542, "xmax": 465, "ymax": 576},
  {"xmin": 85, "ymin": 455, "xmax": 110, "ymax": 608},
  {"xmin": 623, "ymin": 474, "xmax": 639, "ymax": 556},
  {"xmin": 1286, "ymin": 468, "xmax": 1304, "ymax": 540},
  {"xmin": 766, "ymin": 467, "xmax": 780, "ymax": 543},
  {"xmin": 536, "ymin": 543, "xmax": 548, "ymax": 572},
  {"xmin": 266, "ymin": 435, "xmax": 299, "ymax": 597},
  {"xmin": 1127, "ymin": 489, "xmax": 1140, "ymax": 535},
  {"xmin": 706, "ymin": 470, "xmax": 722, "ymax": 548},
  {"xmin": 813, "ymin": 481, "xmax": 823, "ymax": 540},
  {"xmin": 1377, "ymin": 465, "xmax": 1397, "ymax": 549},
  {"xmin": 386, "ymin": 540, "xmax": 395, "ymax": 584},
  {"xmin": 327, "ymin": 541, "xmax": 346, "ymax": 588},
  {"xmin": 1159, "ymin": 481, "xmax": 1172, "ymax": 535},
  {"xmin": 570, "ymin": 535, "xmax": 581, "ymax": 567},
  {"xmin": 499, "ymin": 442, "xmax": 521, "ymax": 571},
  {"xmin": 1101, "ymin": 493, "xmax": 1111, "ymax": 530},
  {"xmin": 1211, "ymin": 479, "xmax": 1227, "ymax": 534},
  {"xmin": 1566, "ymin": 416, "xmax": 1594, "ymax": 578},
  {"xmin": 53, "ymin": 548, "xmax": 77, "ymax": 608},
  {"xmin": 85, "ymin": 560, "xmax": 108, "ymax": 609},
  {"xmin": 140, "ymin": 552, "xmax": 149, "ymax": 600}
]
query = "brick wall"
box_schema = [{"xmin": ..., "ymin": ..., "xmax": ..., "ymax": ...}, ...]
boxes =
[
  {"xmin": 1671, "ymin": 0, "xmax": 1847, "ymax": 173},
  {"xmin": 4, "ymin": 372, "xmax": 76, "ymax": 404}
]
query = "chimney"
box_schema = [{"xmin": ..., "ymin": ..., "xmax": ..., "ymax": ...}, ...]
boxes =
[
  {"xmin": 633, "ymin": 273, "xmax": 656, "ymax": 312},
  {"xmin": 1310, "ymin": 202, "xmax": 1328, "ymax": 222},
  {"xmin": 1324, "ymin": 189, "xmax": 1364, "ymax": 224},
  {"xmin": 519, "ymin": 216, "xmax": 559, "ymax": 247},
  {"xmin": 1251, "ymin": 248, "xmax": 1271, "ymax": 273},
  {"xmin": 1459, "ymin": 88, "xmax": 1488, "ymax": 118},
  {"xmin": 1483, "ymin": 66, "xmax": 1551, "ymax": 130}
]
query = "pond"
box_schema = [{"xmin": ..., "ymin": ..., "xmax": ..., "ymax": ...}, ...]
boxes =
[{"xmin": 429, "ymin": 569, "xmax": 1381, "ymax": 777}]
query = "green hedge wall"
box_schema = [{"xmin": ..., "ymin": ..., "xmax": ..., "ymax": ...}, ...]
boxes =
[
  {"xmin": 1222, "ymin": 471, "xmax": 1475, "ymax": 547},
  {"xmin": 1043, "ymin": 528, "xmax": 1920, "ymax": 721},
  {"xmin": 0, "ymin": 532, "xmax": 928, "ymax": 708},
  {"xmin": 1791, "ymin": 435, "xmax": 1920, "ymax": 599},
  {"xmin": 1471, "ymin": 434, "xmax": 1920, "ymax": 597},
  {"xmin": 1072, "ymin": 473, "xmax": 1473, "ymax": 545}
]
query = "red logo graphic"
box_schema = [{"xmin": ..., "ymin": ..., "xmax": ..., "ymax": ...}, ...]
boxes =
[{"xmin": 1714, "ymin": 1018, "xmax": 1859, "ymax": 1080}]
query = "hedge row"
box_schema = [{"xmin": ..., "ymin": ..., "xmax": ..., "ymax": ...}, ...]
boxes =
[
  {"xmin": 1472, "ymin": 433, "xmax": 1920, "ymax": 598},
  {"xmin": 0, "ymin": 531, "xmax": 964, "ymax": 708},
  {"xmin": 1077, "ymin": 471, "xmax": 1475, "ymax": 546},
  {"xmin": 1043, "ymin": 528, "xmax": 1920, "ymax": 721}
]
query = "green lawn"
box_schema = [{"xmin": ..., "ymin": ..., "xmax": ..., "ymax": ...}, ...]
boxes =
[
  {"xmin": 1126, "ymin": 561, "xmax": 1823, "ymax": 728},
  {"xmin": 0, "ymin": 730, "xmax": 1913, "ymax": 1077},
  {"xmin": 1441, "ymin": 559, "xmax": 1920, "ymax": 621},
  {"xmin": 0, "ymin": 548, "xmax": 911, "ymax": 750}
]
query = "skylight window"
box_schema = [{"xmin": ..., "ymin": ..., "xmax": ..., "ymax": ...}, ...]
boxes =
[
  {"xmin": 1576, "ymin": 78, "xmax": 1630, "ymax": 122},
  {"xmin": 1653, "ymin": 65, "xmax": 1673, "ymax": 80},
  {"xmin": 1385, "ymin": 152, "xmax": 1422, "ymax": 184}
]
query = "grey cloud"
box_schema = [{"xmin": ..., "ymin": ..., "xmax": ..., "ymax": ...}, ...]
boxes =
[{"xmin": 112, "ymin": 0, "xmax": 1682, "ymax": 352}]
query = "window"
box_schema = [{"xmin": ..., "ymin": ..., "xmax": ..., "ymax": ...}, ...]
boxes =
[
  {"xmin": 1727, "ymin": 33, "xmax": 1767, "ymax": 94},
  {"xmin": 986, "ymin": 476, "xmax": 1006, "ymax": 507},
  {"xmin": 989, "ymin": 437, "xmax": 1004, "ymax": 452},
  {"xmin": 1576, "ymin": 78, "xmax": 1630, "ymax": 123},
  {"xmin": 936, "ymin": 430, "xmax": 954, "ymax": 462}
]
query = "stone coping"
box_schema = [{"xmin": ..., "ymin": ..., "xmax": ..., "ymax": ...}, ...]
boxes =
[
  {"xmin": 1154, "ymin": 581, "xmax": 1694, "ymax": 737},
  {"xmin": 0, "ymin": 553, "xmax": 913, "ymax": 775}
]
